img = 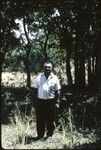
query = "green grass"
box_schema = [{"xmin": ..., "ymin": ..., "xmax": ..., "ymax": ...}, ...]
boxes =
[
  {"xmin": 1, "ymin": 104, "xmax": 99, "ymax": 149},
  {"xmin": 2, "ymin": 124, "xmax": 99, "ymax": 149}
]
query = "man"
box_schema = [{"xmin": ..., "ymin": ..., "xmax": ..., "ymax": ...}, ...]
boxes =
[{"xmin": 33, "ymin": 61, "xmax": 61, "ymax": 139}]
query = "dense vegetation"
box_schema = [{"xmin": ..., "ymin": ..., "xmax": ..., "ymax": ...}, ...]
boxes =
[{"xmin": 1, "ymin": 0, "xmax": 101, "ymax": 149}]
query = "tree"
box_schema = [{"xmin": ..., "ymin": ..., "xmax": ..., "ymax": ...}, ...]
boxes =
[
  {"xmin": 0, "ymin": 0, "xmax": 20, "ymax": 89},
  {"xmin": 1, "ymin": 0, "xmax": 101, "ymax": 94}
]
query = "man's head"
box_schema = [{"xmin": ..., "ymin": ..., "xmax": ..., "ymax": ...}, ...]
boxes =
[{"xmin": 44, "ymin": 62, "xmax": 53, "ymax": 76}]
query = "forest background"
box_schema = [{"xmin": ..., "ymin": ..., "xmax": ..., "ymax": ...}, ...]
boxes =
[{"xmin": 1, "ymin": 0, "xmax": 101, "ymax": 149}]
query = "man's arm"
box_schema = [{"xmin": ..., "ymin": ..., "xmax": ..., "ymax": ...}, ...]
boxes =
[{"xmin": 55, "ymin": 89, "xmax": 61, "ymax": 108}]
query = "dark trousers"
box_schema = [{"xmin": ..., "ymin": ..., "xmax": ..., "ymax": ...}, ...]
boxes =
[{"xmin": 36, "ymin": 99, "xmax": 56, "ymax": 138}]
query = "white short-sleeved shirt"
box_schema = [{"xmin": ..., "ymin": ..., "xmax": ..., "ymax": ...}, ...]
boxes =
[{"xmin": 34, "ymin": 72, "xmax": 61, "ymax": 100}]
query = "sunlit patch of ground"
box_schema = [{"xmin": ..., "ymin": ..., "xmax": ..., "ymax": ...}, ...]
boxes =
[{"xmin": 2, "ymin": 124, "xmax": 98, "ymax": 149}]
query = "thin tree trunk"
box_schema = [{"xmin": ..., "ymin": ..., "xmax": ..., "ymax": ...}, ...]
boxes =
[
  {"xmin": 66, "ymin": 49, "xmax": 72, "ymax": 85},
  {"xmin": 74, "ymin": 51, "xmax": 79, "ymax": 86},
  {"xmin": 92, "ymin": 56, "xmax": 95, "ymax": 75},
  {"xmin": 79, "ymin": 53, "xmax": 85, "ymax": 90},
  {"xmin": 43, "ymin": 34, "xmax": 49, "ymax": 62},
  {"xmin": 0, "ymin": 51, "xmax": 5, "ymax": 100},
  {"xmin": 88, "ymin": 56, "xmax": 92, "ymax": 88},
  {"xmin": 0, "ymin": 57, "xmax": 2, "ymax": 94},
  {"xmin": 23, "ymin": 16, "xmax": 31, "ymax": 88},
  {"xmin": 95, "ymin": 32, "xmax": 101, "ymax": 94},
  {"xmin": 95, "ymin": 55, "xmax": 101, "ymax": 94},
  {"xmin": 24, "ymin": 57, "xmax": 31, "ymax": 88}
]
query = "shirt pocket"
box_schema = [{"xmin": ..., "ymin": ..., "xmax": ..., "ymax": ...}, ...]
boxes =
[{"xmin": 49, "ymin": 83, "xmax": 55, "ymax": 93}]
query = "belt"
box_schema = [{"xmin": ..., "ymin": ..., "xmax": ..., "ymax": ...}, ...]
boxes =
[{"xmin": 38, "ymin": 98, "xmax": 55, "ymax": 101}]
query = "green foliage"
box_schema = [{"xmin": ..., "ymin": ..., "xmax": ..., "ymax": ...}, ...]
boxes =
[
  {"xmin": 2, "ymin": 92, "xmax": 14, "ymax": 106},
  {"xmin": 3, "ymin": 48, "xmax": 24, "ymax": 71},
  {"xmin": 0, "ymin": 0, "xmax": 20, "ymax": 59},
  {"xmin": 1, "ymin": 0, "xmax": 101, "ymax": 90},
  {"xmin": 1, "ymin": 1, "xmax": 101, "ymax": 148}
]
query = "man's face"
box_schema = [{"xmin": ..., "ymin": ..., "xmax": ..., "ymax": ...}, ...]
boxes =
[{"xmin": 44, "ymin": 64, "xmax": 52, "ymax": 75}]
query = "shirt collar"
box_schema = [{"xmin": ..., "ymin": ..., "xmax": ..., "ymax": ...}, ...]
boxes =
[{"xmin": 43, "ymin": 72, "xmax": 53, "ymax": 80}]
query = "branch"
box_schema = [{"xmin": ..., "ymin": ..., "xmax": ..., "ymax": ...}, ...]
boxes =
[{"xmin": 23, "ymin": 16, "xmax": 30, "ymax": 46}]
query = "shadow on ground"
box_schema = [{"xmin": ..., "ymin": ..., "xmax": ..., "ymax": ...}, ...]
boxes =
[{"xmin": 74, "ymin": 141, "xmax": 101, "ymax": 150}]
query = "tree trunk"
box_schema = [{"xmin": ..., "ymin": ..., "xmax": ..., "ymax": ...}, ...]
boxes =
[
  {"xmin": 88, "ymin": 56, "xmax": 96, "ymax": 93},
  {"xmin": 66, "ymin": 49, "xmax": 72, "ymax": 85},
  {"xmin": 88, "ymin": 55, "xmax": 94, "ymax": 93},
  {"xmin": 0, "ymin": 58, "xmax": 2, "ymax": 94},
  {"xmin": 88, "ymin": 56, "xmax": 91, "ymax": 86},
  {"xmin": 92, "ymin": 56, "xmax": 95, "ymax": 75},
  {"xmin": 25, "ymin": 61, "xmax": 31, "ymax": 88},
  {"xmin": 95, "ymin": 55, "xmax": 101, "ymax": 94},
  {"xmin": 0, "ymin": 52, "xmax": 5, "ymax": 92},
  {"xmin": 95, "ymin": 32, "xmax": 101, "ymax": 94},
  {"xmin": 43, "ymin": 34, "xmax": 49, "ymax": 62},
  {"xmin": 24, "ymin": 49, "xmax": 31, "ymax": 88},
  {"xmin": 78, "ymin": 52, "xmax": 85, "ymax": 90},
  {"xmin": 23, "ymin": 16, "xmax": 31, "ymax": 88},
  {"xmin": 74, "ymin": 51, "xmax": 79, "ymax": 86}
]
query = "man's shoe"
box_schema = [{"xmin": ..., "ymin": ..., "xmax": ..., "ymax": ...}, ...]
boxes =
[
  {"xmin": 44, "ymin": 134, "xmax": 53, "ymax": 140},
  {"xmin": 47, "ymin": 134, "xmax": 53, "ymax": 137},
  {"xmin": 37, "ymin": 136, "xmax": 45, "ymax": 140}
]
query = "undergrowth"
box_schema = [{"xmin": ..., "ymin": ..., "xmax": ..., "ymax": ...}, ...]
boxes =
[{"xmin": 2, "ymin": 102, "xmax": 100, "ymax": 149}]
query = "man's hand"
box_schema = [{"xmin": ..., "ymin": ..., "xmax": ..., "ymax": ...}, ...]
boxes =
[{"xmin": 55, "ymin": 103, "xmax": 60, "ymax": 108}]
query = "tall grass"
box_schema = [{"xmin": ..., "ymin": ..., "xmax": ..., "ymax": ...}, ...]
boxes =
[
  {"xmin": 58, "ymin": 107, "xmax": 78, "ymax": 148},
  {"xmin": 57, "ymin": 106, "xmax": 100, "ymax": 149},
  {"xmin": 2, "ymin": 101, "xmax": 100, "ymax": 149},
  {"xmin": 10, "ymin": 102, "xmax": 36, "ymax": 145}
]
